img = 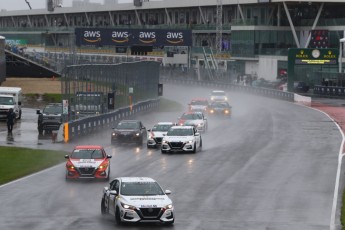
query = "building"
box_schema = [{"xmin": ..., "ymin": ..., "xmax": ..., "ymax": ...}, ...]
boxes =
[{"xmin": 0, "ymin": 0, "xmax": 345, "ymax": 85}]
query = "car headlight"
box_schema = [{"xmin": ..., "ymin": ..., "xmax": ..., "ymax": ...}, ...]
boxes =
[
  {"xmin": 135, "ymin": 133, "xmax": 140, "ymax": 136},
  {"xmin": 185, "ymin": 140, "xmax": 193, "ymax": 144},
  {"xmin": 164, "ymin": 204, "xmax": 173, "ymax": 209},
  {"xmin": 210, "ymin": 109, "xmax": 214, "ymax": 114},
  {"xmin": 162, "ymin": 140, "xmax": 168, "ymax": 144},
  {"xmin": 224, "ymin": 110, "xmax": 229, "ymax": 114},
  {"xmin": 112, "ymin": 132, "xmax": 116, "ymax": 136},
  {"xmin": 211, "ymin": 97, "xmax": 215, "ymax": 101},
  {"xmin": 197, "ymin": 123, "xmax": 204, "ymax": 127},
  {"xmin": 225, "ymin": 97, "xmax": 228, "ymax": 101},
  {"xmin": 121, "ymin": 202, "xmax": 136, "ymax": 210}
]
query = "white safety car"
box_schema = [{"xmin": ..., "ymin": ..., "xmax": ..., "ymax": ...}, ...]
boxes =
[
  {"xmin": 210, "ymin": 90, "xmax": 228, "ymax": 102},
  {"xmin": 161, "ymin": 125, "xmax": 202, "ymax": 153},
  {"xmin": 147, "ymin": 122, "xmax": 175, "ymax": 148},
  {"xmin": 101, "ymin": 177, "xmax": 174, "ymax": 225}
]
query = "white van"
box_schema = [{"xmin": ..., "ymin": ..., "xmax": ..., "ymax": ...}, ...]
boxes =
[{"xmin": 0, "ymin": 87, "xmax": 23, "ymax": 120}]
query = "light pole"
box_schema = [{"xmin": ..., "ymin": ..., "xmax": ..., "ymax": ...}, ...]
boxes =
[{"xmin": 339, "ymin": 38, "xmax": 345, "ymax": 73}]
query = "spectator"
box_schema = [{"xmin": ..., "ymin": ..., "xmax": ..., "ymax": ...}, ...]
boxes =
[{"xmin": 7, "ymin": 108, "xmax": 15, "ymax": 133}]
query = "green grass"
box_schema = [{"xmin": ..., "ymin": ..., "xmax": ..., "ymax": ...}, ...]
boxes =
[
  {"xmin": 42, "ymin": 93, "xmax": 62, "ymax": 103},
  {"xmin": 157, "ymin": 97, "xmax": 184, "ymax": 112},
  {"xmin": 0, "ymin": 147, "xmax": 68, "ymax": 185},
  {"xmin": 24, "ymin": 93, "xmax": 62, "ymax": 105}
]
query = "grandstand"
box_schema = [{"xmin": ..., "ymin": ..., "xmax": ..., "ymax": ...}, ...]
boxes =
[{"xmin": 1, "ymin": 0, "xmax": 345, "ymax": 85}]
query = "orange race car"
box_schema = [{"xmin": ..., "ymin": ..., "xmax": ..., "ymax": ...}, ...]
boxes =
[{"xmin": 65, "ymin": 145, "xmax": 112, "ymax": 181}]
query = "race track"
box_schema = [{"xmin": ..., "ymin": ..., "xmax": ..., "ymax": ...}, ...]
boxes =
[{"xmin": 0, "ymin": 83, "xmax": 342, "ymax": 230}]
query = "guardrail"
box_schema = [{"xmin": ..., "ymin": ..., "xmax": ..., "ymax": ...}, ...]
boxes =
[
  {"xmin": 160, "ymin": 77, "xmax": 294, "ymax": 102},
  {"xmin": 64, "ymin": 98, "xmax": 159, "ymax": 142}
]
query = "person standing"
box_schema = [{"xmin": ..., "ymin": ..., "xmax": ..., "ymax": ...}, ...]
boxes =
[{"xmin": 7, "ymin": 108, "xmax": 15, "ymax": 133}]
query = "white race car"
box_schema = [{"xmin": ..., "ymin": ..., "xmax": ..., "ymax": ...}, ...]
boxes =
[
  {"xmin": 101, "ymin": 177, "xmax": 174, "ymax": 225},
  {"xmin": 147, "ymin": 122, "xmax": 175, "ymax": 148},
  {"xmin": 210, "ymin": 90, "xmax": 228, "ymax": 102},
  {"xmin": 161, "ymin": 125, "xmax": 202, "ymax": 153},
  {"xmin": 178, "ymin": 111, "xmax": 208, "ymax": 133}
]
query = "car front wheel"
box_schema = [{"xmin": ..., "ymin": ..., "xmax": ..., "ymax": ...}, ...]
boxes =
[
  {"xmin": 101, "ymin": 197, "xmax": 107, "ymax": 215},
  {"xmin": 115, "ymin": 207, "xmax": 122, "ymax": 225}
]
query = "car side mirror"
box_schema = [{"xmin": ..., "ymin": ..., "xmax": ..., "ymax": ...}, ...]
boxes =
[
  {"xmin": 36, "ymin": 110, "xmax": 41, "ymax": 115},
  {"xmin": 165, "ymin": 190, "xmax": 172, "ymax": 195},
  {"xmin": 107, "ymin": 155, "xmax": 112, "ymax": 158},
  {"xmin": 195, "ymin": 133, "xmax": 200, "ymax": 136},
  {"xmin": 110, "ymin": 190, "xmax": 117, "ymax": 195},
  {"xmin": 18, "ymin": 102, "xmax": 22, "ymax": 106},
  {"xmin": 64, "ymin": 155, "xmax": 69, "ymax": 159}
]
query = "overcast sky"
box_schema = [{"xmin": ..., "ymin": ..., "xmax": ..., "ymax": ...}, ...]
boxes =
[{"xmin": 0, "ymin": 0, "xmax": 135, "ymax": 11}]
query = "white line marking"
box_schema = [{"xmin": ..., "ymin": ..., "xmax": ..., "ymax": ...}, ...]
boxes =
[
  {"xmin": 300, "ymin": 104, "xmax": 345, "ymax": 230},
  {"xmin": 0, "ymin": 163, "xmax": 64, "ymax": 189}
]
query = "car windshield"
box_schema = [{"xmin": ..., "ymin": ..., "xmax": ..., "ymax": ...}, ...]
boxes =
[
  {"xmin": 152, "ymin": 124, "xmax": 172, "ymax": 132},
  {"xmin": 190, "ymin": 101, "xmax": 208, "ymax": 106},
  {"xmin": 120, "ymin": 182, "xmax": 165, "ymax": 196},
  {"xmin": 181, "ymin": 113, "xmax": 202, "ymax": 120},
  {"xmin": 167, "ymin": 128, "xmax": 193, "ymax": 136},
  {"xmin": 0, "ymin": 96, "xmax": 14, "ymax": 105},
  {"xmin": 70, "ymin": 149, "xmax": 104, "ymax": 159},
  {"xmin": 43, "ymin": 105, "xmax": 62, "ymax": 114},
  {"xmin": 211, "ymin": 102, "xmax": 229, "ymax": 108},
  {"xmin": 211, "ymin": 91, "xmax": 225, "ymax": 96},
  {"xmin": 117, "ymin": 122, "xmax": 140, "ymax": 129}
]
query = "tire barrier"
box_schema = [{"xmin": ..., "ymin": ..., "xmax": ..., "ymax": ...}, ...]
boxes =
[{"xmin": 314, "ymin": 85, "xmax": 345, "ymax": 97}]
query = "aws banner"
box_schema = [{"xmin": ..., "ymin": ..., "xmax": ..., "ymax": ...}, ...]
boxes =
[{"xmin": 75, "ymin": 28, "xmax": 192, "ymax": 47}]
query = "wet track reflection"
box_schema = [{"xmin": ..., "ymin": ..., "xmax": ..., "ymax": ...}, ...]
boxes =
[{"xmin": 0, "ymin": 84, "xmax": 343, "ymax": 230}]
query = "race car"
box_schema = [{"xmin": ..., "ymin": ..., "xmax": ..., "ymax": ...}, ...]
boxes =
[
  {"xmin": 188, "ymin": 98, "xmax": 209, "ymax": 112},
  {"xmin": 101, "ymin": 177, "xmax": 174, "ymax": 225},
  {"xmin": 161, "ymin": 125, "xmax": 202, "ymax": 153},
  {"xmin": 208, "ymin": 101, "xmax": 232, "ymax": 117},
  {"xmin": 65, "ymin": 145, "xmax": 112, "ymax": 180},
  {"xmin": 178, "ymin": 111, "xmax": 208, "ymax": 133},
  {"xmin": 210, "ymin": 90, "xmax": 228, "ymax": 102},
  {"xmin": 111, "ymin": 120, "xmax": 146, "ymax": 146},
  {"xmin": 147, "ymin": 122, "xmax": 175, "ymax": 148}
]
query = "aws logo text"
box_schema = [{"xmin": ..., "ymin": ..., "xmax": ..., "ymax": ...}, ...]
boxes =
[
  {"xmin": 166, "ymin": 32, "xmax": 184, "ymax": 44},
  {"xmin": 139, "ymin": 32, "xmax": 156, "ymax": 44},
  {"xmin": 83, "ymin": 31, "xmax": 101, "ymax": 43},
  {"xmin": 112, "ymin": 31, "xmax": 129, "ymax": 43}
]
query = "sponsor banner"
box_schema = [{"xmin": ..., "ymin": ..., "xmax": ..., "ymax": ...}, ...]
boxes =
[{"xmin": 75, "ymin": 28, "xmax": 192, "ymax": 47}]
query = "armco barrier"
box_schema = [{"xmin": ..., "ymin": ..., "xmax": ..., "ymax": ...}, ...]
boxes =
[
  {"xmin": 65, "ymin": 98, "xmax": 159, "ymax": 142},
  {"xmin": 160, "ymin": 77, "xmax": 294, "ymax": 102}
]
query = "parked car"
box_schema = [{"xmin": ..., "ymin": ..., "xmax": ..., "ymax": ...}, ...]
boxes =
[
  {"xmin": 111, "ymin": 120, "xmax": 146, "ymax": 145},
  {"xmin": 294, "ymin": 81, "xmax": 310, "ymax": 93},
  {"xmin": 37, "ymin": 103, "xmax": 62, "ymax": 135}
]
